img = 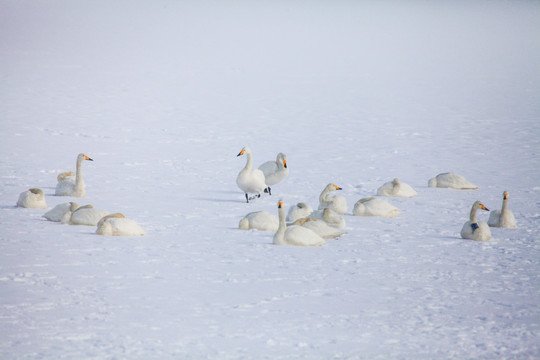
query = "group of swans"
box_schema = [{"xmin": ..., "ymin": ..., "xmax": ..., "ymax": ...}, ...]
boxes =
[{"xmin": 16, "ymin": 153, "xmax": 145, "ymax": 236}]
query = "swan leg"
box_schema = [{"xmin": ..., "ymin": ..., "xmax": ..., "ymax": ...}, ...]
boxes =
[
  {"xmin": 245, "ymin": 193, "xmax": 249, "ymax": 203},
  {"xmin": 264, "ymin": 187, "xmax": 272, "ymax": 195}
]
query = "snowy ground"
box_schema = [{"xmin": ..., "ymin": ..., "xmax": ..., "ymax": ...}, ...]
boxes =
[{"xmin": 1, "ymin": 1, "xmax": 539, "ymax": 359}]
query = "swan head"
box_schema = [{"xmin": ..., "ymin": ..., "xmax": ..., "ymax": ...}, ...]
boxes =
[
  {"xmin": 69, "ymin": 202, "xmax": 80, "ymax": 211},
  {"xmin": 326, "ymin": 183, "xmax": 342, "ymax": 191},
  {"xmin": 29, "ymin": 188, "xmax": 44, "ymax": 196},
  {"xmin": 78, "ymin": 153, "xmax": 93, "ymax": 161},
  {"xmin": 237, "ymin": 147, "xmax": 250, "ymax": 157},
  {"xmin": 503, "ymin": 191, "xmax": 509, "ymax": 200},
  {"xmin": 392, "ymin": 178, "xmax": 400, "ymax": 185},
  {"xmin": 428, "ymin": 177, "xmax": 437, "ymax": 187},
  {"xmin": 473, "ymin": 200, "xmax": 489, "ymax": 212},
  {"xmin": 277, "ymin": 153, "xmax": 288, "ymax": 168}
]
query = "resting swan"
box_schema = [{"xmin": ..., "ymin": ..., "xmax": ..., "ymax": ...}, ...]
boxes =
[
  {"xmin": 318, "ymin": 183, "xmax": 348, "ymax": 214},
  {"xmin": 55, "ymin": 153, "xmax": 93, "ymax": 197},
  {"xmin": 274, "ymin": 199, "xmax": 325, "ymax": 246},
  {"xmin": 238, "ymin": 211, "xmax": 279, "ymax": 232},
  {"xmin": 309, "ymin": 207, "xmax": 346, "ymax": 228},
  {"xmin": 17, "ymin": 188, "xmax": 47, "ymax": 209},
  {"xmin": 236, "ymin": 147, "xmax": 267, "ymax": 203},
  {"xmin": 353, "ymin": 197, "xmax": 400, "ymax": 218},
  {"xmin": 96, "ymin": 213, "xmax": 146, "ymax": 236},
  {"xmin": 460, "ymin": 201, "xmax": 491, "ymax": 241},
  {"xmin": 258, "ymin": 152, "xmax": 289, "ymax": 195},
  {"xmin": 428, "ymin": 172, "xmax": 478, "ymax": 190},
  {"xmin": 292, "ymin": 217, "xmax": 347, "ymax": 239},
  {"xmin": 488, "ymin": 191, "xmax": 516, "ymax": 228},
  {"xmin": 377, "ymin": 178, "xmax": 417, "ymax": 198},
  {"xmin": 286, "ymin": 202, "xmax": 314, "ymax": 222},
  {"xmin": 43, "ymin": 202, "xmax": 80, "ymax": 223},
  {"xmin": 69, "ymin": 204, "xmax": 109, "ymax": 226}
]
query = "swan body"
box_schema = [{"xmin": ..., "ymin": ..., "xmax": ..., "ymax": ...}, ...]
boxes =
[
  {"xmin": 236, "ymin": 147, "xmax": 267, "ymax": 203},
  {"xmin": 43, "ymin": 202, "xmax": 80, "ymax": 223},
  {"xmin": 460, "ymin": 201, "xmax": 491, "ymax": 241},
  {"xmin": 310, "ymin": 207, "xmax": 346, "ymax": 228},
  {"xmin": 55, "ymin": 153, "xmax": 93, "ymax": 197},
  {"xmin": 69, "ymin": 204, "xmax": 109, "ymax": 226},
  {"xmin": 488, "ymin": 191, "xmax": 516, "ymax": 228},
  {"xmin": 318, "ymin": 183, "xmax": 348, "ymax": 214},
  {"xmin": 353, "ymin": 197, "xmax": 401, "ymax": 218},
  {"xmin": 274, "ymin": 199, "xmax": 325, "ymax": 246},
  {"xmin": 428, "ymin": 172, "xmax": 478, "ymax": 190},
  {"xmin": 293, "ymin": 217, "xmax": 347, "ymax": 239},
  {"xmin": 96, "ymin": 213, "xmax": 146, "ymax": 236},
  {"xmin": 258, "ymin": 152, "xmax": 289, "ymax": 194},
  {"xmin": 239, "ymin": 211, "xmax": 279, "ymax": 232},
  {"xmin": 377, "ymin": 178, "xmax": 417, "ymax": 198},
  {"xmin": 17, "ymin": 188, "xmax": 47, "ymax": 209},
  {"xmin": 286, "ymin": 202, "xmax": 314, "ymax": 222}
]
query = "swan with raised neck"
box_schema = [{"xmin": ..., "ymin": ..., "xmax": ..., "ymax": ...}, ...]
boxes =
[
  {"xmin": 274, "ymin": 199, "xmax": 325, "ymax": 246},
  {"xmin": 488, "ymin": 191, "xmax": 517, "ymax": 228},
  {"xmin": 55, "ymin": 153, "xmax": 93, "ymax": 197},
  {"xmin": 236, "ymin": 147, "xmax": 267, "ymax": 203}
]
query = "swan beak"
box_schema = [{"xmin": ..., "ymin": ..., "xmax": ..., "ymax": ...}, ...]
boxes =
[
  {"xmin": 85, "ymin": 156, "xmax": 93, "ymax": 161},
  {"xmin": 283, "ymin": 160, "xmax": 287, "ymax": 168},
  {"xmin": 504, "ymin": 193, "xmax": 508, "ymax": 200},
  {"xmin": 237, "ymin": 150, "xmax": 245, "ymax": 157},
  {"xmin": 335, "ymin": 185, "xmax": 342, "ymax": 190},
  {"xmin": 480, "ymin": 203, "xmax": 489, "ymax": 211},
  {"xmin": 278, "ymin": 200, "xmax": 283, "ymax": 208}
]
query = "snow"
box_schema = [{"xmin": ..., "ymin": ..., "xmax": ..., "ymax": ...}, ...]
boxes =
[{"xmin": 1, "ymin": 0, "xmax": 540, "ymax": 358}]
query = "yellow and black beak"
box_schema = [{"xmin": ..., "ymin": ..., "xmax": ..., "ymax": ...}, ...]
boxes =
[
  {"xmin": 85, "ymin": 155, "xmax": 93, "ymax": 161},
  {"xmin": 335, "ymin": 185, "xmax": 342, "ymax": 190},
  {"xmin": 283, "ymin": 159, "xmax": 287, "ymax": 168},
  {"xmin": 480, "ymin": 203, "xmax": 489, "ymax": 211},
  {"xmin": 278, "ymin": 200, "xmax": 283, "ymax": 208},
  {"xmin": 237, "ymin": 150, "xmax": 245, "ymax": 157},
  {"xmin": 504, "ymin": 193, "xmax": 508, "ymax": 200}
]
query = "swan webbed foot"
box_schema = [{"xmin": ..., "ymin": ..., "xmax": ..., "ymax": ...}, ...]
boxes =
[{"xmin": 264, "ymin": 187, "xmax": 272, "ymax": 195}]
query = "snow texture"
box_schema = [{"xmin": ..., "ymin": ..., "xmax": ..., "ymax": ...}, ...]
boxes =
[{"xmin": 1, "ymin": 1, "xmax": 539, "ymax": 359}]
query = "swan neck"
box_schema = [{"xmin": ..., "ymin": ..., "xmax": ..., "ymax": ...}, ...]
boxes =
[
  {"xmin": 469, "ymin": 205, "xmax": 478, "ymax": 223},
  {"xmin": 501, "ymin": 197, "xmax": 509, "ymax": 214},
  {"xmin": 319, "ymin": 186, "xmax": 330, "ymax": 203},
  {"xmin": 244, "ymin": 151, "xmax": 253, "ymax": 170},
  {"xmin": 75, "ymin": 156, "xmax": 84, "ymax": 187}
]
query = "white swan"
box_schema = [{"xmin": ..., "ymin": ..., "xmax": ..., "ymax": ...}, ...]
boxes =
[
  {"xmin": 55, "ymin": 153, "xmax": 93, "ymax": 197},
  {"xmin": 460, "ymin": 200, "xmax": 491, "ymax": 241},
  {"xmin": 318, "ymin": 183, "xmax": 348, "ymax": 214},
  {"xmin": 292, "ymin": 217, "xmax": 347, "ymax": 239},
  {"xmin": 69, "ymin": 204, "xmax": 109, "ymax": 226},
  {"xmin": 236, "ymin": 147, "xmax": 267, "ymax": 203},
  {"xmin": 239, "ymin": 211, "xmax": 279, "ymax": 232},
  {"xmin": 428, "ymin": 172, "xmax": 478, "ymax": 190},
  {"xmin": 258, "ymin": 152, "xmax": 289, "ymax": 195},
  {"xmin": 353, "ymin": 197, "xmax": 401, "ymax": 218},
  {"xmin": 286, "ymin": 202, "xmax": 314, "ymax": 222},
  {"xmin": 488, "ymin": 191, "xmax": 517, "ymax": 228},
  {"xmin": 96, "ymin": 213, "xmax": 146, "ymax": 236},
  {"xmin": 16, "ymin": 188, "xmax": 47, "ymax": 209},
  {"xmin": 310, "ymin": 207, "xmax": 346, "ymax": 228},
  {"xmin": 43, "ymin": 202, "xmax": 80, "ymax": 223},
  {"xmin": 274, "ymin": 199, "xmax": 325, "ymax": 246},
  {"xmin": 377, "ymin": 178, "xmax": 417, "ymax": 198}
]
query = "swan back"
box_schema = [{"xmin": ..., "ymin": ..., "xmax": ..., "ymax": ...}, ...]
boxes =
[
  {"xmin": 17, "ymin": 188, "xmax": 47, "ymax": 209},
  {"xmin": 377, "ymin": 178, "xmax": 417, "ymax": 198},
  {"xmin": 428, "ymin": 172, "xmax": 478, "ymax": 190},
  {"xmin": 286, "ymin": 202, "xmax": 314, "ymax": 222},
  {"xmin": 96, "ymin": 215, "xmax": 145, "ymax": 236},
  {"xmin": 70, "ymin": 205, "xmax": 109, "ymax": 226},
  {"xmin": 295, "ymin": 218, "xmax": 347, "ymax": 239},
  {"xmin": 239, "ymin": 211, "xmax": 279, "ymax": 232},
  {"xmin": 353, "ymin": 197, "xmax": 400, "ymax": 218},
  {"xmin": 43, "ymin": 202, "xmax": 80, "ymax": 223}
]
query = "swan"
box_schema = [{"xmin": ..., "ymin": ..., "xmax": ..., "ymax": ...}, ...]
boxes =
[
  {"xmin": 236, "ymin": 147, "xmax": 267, "ymax": 203},
  {"xmin": 353, "ymin": 197, "xmax": 401, "ymax": 218},
  {"xmin": 310, "ymin": 207, "xmax": 346, "ymax": 228},
  {"xmin": 96, "ymin": 213, "xmax": 146, "ymax": 236},
  {"xmin": 238, "ymin": 211, "xmax": 279, "ymax": 232},
  {"xmin": 16, "ymin": 188, "xmax": 47, "ymax": 209},
  {"xmin": 377, "ymin": 178, "xmax": 417, "ymax": 198},
  {"xmin": 428, "ymin": 172, "xmax": 478, "ymax": 190},
  {"xmin": 55, "ymin": 153, "xmax": 93, "ymax": 197},
  {"xmin": 43, "ymin": 202, "xmax": 80, "ymax": 223},
  {"xmin": 286, "ymin": 202, "xmax": 314, "ymax": 222},
  {"xmin": 273, "ymin": 199, "xmax": 325, "ymax": 246},
  {"xmin": 460, "ymin": 201, "xmax": 491, "ymax": 241},
  {"xmin": 69, "ymin": 204, "xmax": 109, "ymax": 226},
  {"xmin": 488, "ymin": 191, "xmax": 517, "ymax": 228},
  {"xmin": 318, "ymin": 183, "xmax": 348, "ymax": 214},
  {"xmin": 258, "ymin": 152, "xmax": 289, "ymax": 195},
  {"xmin": 292, "ymin": 217, "xmax": 347, "ymax": 239}
]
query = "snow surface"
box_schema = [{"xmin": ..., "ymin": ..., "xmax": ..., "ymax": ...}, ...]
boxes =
[{"xmin": 1, "ymin": 1, "xmax": 540, "ymax": 358}]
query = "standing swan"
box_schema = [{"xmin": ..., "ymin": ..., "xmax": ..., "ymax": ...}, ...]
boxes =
[
  {"xmin": 17, "ymin": 188, "xmax": 47, "ymax": 209},
  {"xmin": 460, "ymin": 201, "xmax": 491, "ymax": 241},
  {"xmin": 428, "ymin": 172, "xmax": 478, "ymax": 190},
  {"xmin": 488, "ymin": 191, "xmax": 517, "ymax": 228},
  {"xmin": 377, "ymin": 178, "xmax": 417, "ymax": 198},
  {"xmin": 258, "ymin": 152, "xmax": 289, "ymax": 195},
  {"xmin": 236, "ymin": 147, "xmax": 267, "ymax": 203},
  {"xmin": 274, "ymin": 199, "xmax": 325, "ymax": 246},
  {"xmin": 318, "ymin": 183, "xmax": 348, "ymax": 214},
  {"xmin": 55, "ymin": 153, "xmax": 93, "ymax": 197}
]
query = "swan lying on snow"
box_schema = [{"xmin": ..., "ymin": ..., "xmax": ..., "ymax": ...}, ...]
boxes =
[
  {"xmin": 286, "ymin": 202, "xmax": 313, "ymax": 222},
  {"xmin": 258, "ymin": 152, "xmax": 289, "ymax": 195},
  {"xmin": 236, "ymin": 147, "xmax": 267, "ymax": 203},
  {"xmin": 55, "ymin": 153, "xmax": 93, "ymax": 197},
  {"xmin": 377, "ymin": 178, "xmax": 417, "ymax": 198},
  {"xmin": 292, "ymin": 217, "xmax": 347, "ymax": 239},
  {"xmin": 238, "ymin": 211, "xmax": 279, "ymax": 232},
  {"xmin": 69, "ymin": 204, "xmax": 109, "ymax": 226},
  {"xmin": 461, "ymin": 200, "xmax": 491, "ymax": 241},
  {"xmin": 17, "ymin": 188, "xmax": 47, "ymax": 209},
  {"xmin": 353, "ymin": 197, "xmax": 400, "ymax": 218},
  {"xmin": 274, "ymin": 199, "xmax": 325, "ymax": 246},
  {"xmin": 96, "ymin": 213, "xmax": 146, "ymax": 236},
  {"xmin": 318, "ymin": 183, "xmax": 348, "ymax": 214},
  {"xmin": 310, "ymin": 207, "xmax": 346, "ymax": 228},
  {"xmin": 43, "ymin": 202, "xmax": 79, "ymax": 223},
  {"xmin": 428, "ymin": 172, "xmax": 478, "ymax": 190},
  {"xmin": 488, "ymin": 191, "xmax": 516, "ymax": 228}
]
